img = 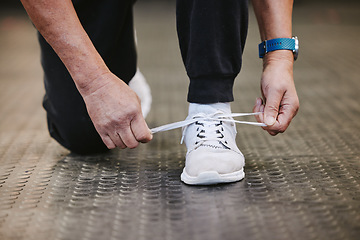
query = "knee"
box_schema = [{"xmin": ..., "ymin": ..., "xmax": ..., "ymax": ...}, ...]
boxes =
[{"xmin": 47, "ymin": 116, "xmax": 109, "ymax": 155}]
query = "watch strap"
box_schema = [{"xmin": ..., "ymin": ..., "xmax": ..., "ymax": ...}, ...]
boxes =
[{"xmin": 258, "ymin": 38, "xmax": 296, "ymax": 58}]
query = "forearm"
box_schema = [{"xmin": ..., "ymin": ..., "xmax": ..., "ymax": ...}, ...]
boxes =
[
  {"xmin": 20, "ymin": 0, "xmax": 109, "ymax": 95},
  {"xmin": 251, "ymin": 0, "xmax": 293, "ymax": 41},
  {"xmin": 251, "ymin": 0, "xmax": 294, "ymax": 65}
]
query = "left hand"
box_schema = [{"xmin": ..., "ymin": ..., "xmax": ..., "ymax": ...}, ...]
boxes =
[
  {"xmin": 81, "ymin": 72, "xmax": 153, "ymax": 149},
  {"xmin": 253, "ymin": 50, "xmax": 299, "ymax": 136}
]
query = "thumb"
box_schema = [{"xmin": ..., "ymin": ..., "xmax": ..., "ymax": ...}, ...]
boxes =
[
  {"xmin": 131, "ymin": 114, "xmax": 153, "ymax": 143},
  {"xmin": 264, "ymin": 92, "xmax": 282, "ymax": 126}
]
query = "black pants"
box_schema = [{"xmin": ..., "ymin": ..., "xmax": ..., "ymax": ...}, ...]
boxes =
[{"xmin": 39, "ymin": 0, "xmax": 249, "ymax": 154}]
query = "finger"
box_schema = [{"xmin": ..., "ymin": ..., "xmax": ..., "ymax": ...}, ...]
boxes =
[
  {"xmin": 275, "ymin": 102, "xmax": 299, "ymax": 133},
  {"xmin": 259, "ymin": 104, "xmax": 267, "ymax": 130},
  {"xmin": 131, "ymin": 115, "xmax": 153, "ymax": 143},
  {"xmin": 265, "ymin": 94, "xmax": 299, "ymax": 135},
  {"xmin": 264, "ymin": 90, "xmax": 283, "ymax": 127},
  {"xmin": 279, "ymin": 94, "xmax": 299, "ymax": 123},
  {"xmin": 118, "ymin": 128, "xmax": 139, "ymax": 149},
  {"xmin": 101, "ymin": 135, "xmax": 116, "ymax": 149},
  {"xmin": 253, "ymin": 98, "xmax": 261, "ymax": 113},
  {"xmin": 109, "ymin": 132, "xmax": 127, "ymax": 149},
  {"xmin": 253, "ymin": 98, "xmax": 264, "ymax": 123},
  {"xmin": 262, "ymin": 113, "xmax": 284, "ymax": 135},
  {"xmin": 267, "ymin": 130, "xmax": 279, "ymax": 136},
  {"xmin": 115, "ymin": 134, "xmax": 127, "ymax": 149},
  {"xmin": 277, "ymin": 112, "xmax": 292, "ymax": 132},
  {"xmin": 263, "ymin": 118, "xmax": 281, "ymax": 135}
]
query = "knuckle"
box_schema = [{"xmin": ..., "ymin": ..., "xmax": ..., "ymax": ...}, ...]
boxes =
[
  {"xmin": 278, "ymin": 128, "xmax": 286, "ymax": 134},
  {"xmin": 106, "ymin": 144, "xmax": 115, "ymax": 150},
  {"xmin": 277, "ymin": 124, "xmax": 288, "ymax": 133},
  {"xmin": 294, "ymin": 102, "xmax": 300, "ymax": 115},
  {"xmin": 267, "ymin": 104, "xmax": 279, "ymax": 113},
  {"xmin": 266, "ymin": 124, "xmax": 286, "ymax": 135},
  {"xmin": 277, "ymin": 125, "xmax": 287, "ymax": 133},
  {"xmin": 268, "ymin": 131, "xmax": 278, "ymax": 136},
  {"xmin": 113, "ymin": 117, "xmax": 130, "ymax": 131},
  {"xmin": 127, "ymin": 141, "xmax": 139, "ymax": 149},
  {"xmin": 126, "ymin": 104, "xmax": 140, "ymax": 116},
  {"xmin": 265, "ymin": 81, "xmax": 285, "ymax": 93},
  {"xmin": 119, "ymin": 145, "xmax": 127, "ymax": 149},
  {"xmin": 101, "ymin": 119, "xmax": 116, "ymax": 131},
  {"xmin": 141, "ymin": 137, "xmax": 151, "ymax": 144},
  {"xmin": 295, "ymin": 98, "xmax": 300, "ymax": 108},
  {"xmin": 136, "ymin": 132, "xmax": 149, "ymax": 142},
  {"xmin": 116, "ymin": 140, "xmax": 127, "ymax": 149},
  {"xmin": 292, "ymin": 99, "xmax": 300, "ymax": 111}
]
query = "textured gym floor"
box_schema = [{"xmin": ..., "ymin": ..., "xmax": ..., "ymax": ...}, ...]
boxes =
[{"xmin": 0, "ymin": 1, "xmax": 360, "ymax": 240}]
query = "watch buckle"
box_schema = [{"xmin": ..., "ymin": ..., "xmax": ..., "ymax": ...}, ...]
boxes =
[{"xmin": 263, "ymin": 40, "xmax": 267, "ymax": 54}]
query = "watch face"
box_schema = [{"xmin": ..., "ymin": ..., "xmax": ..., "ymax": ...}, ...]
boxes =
[{"xmin": 293, "ymin": 36, "xmax": 299, "ymax": 60}]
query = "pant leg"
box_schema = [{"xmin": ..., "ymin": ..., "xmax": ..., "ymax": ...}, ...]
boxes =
[
  {"xmin": 176, "ymin": 0, "xmax": 249, "ymax": 103},
  {"xmin": 39, "ymin": 0, "xmax": 137, "ymax": 155}
]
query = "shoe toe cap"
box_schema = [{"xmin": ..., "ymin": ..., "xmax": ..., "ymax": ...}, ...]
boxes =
[{"xmin": 185, "ymin": 148, "xmax": 244, "ymax": 177}]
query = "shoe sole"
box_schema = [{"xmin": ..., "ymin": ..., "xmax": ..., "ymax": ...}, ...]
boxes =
[{"xmin": 181, "ymin": 168, "xmax": 245, "ymax": 185}]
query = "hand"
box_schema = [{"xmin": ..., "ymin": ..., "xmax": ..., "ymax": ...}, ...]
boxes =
[
  {"xmin": 253, "ymin": 51, "xmax": 299, "ymax": 136},
  {"xmin": 81, "ymin": 72, "xmax": 152, "ymax": 149}
]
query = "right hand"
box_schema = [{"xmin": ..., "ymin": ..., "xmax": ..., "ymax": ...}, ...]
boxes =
[
  {"xmin": 81, "ymin": 72, "xmax": 153, "ymax": 149},
  {"xmin": 252, "ymin": 51, "xmax": 299, "ymax": 136}
]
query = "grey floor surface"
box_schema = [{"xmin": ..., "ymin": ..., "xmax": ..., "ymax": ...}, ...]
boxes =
[{"xmin": 0, "ymin": 1, "xmax": 360, "ymax": 240}]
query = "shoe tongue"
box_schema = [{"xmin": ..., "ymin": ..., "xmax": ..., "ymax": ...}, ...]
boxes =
[{"xmin": 186, "ymin": 103, "xmax": 232, "ymax": 150}]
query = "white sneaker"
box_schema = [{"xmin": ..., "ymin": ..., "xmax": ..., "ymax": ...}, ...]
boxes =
[
  {"xmin": 180, "ymin": 103, "xmax": 245, "ymax": 185},
  {"xmin": 129, "ymin": 69, "xmax": 152, "ymax": 118},
  {"xmin": 150, "ymin": 103, "xmax": 266, "ymax": 185}
]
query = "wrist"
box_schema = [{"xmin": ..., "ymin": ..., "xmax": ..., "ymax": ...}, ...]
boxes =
[
  {"xmin": 263, "ymin": 50, "xmax": 294, "ymax": 68},
  {"xmin": 259, "ymin": 36, "xmax": 298, "ymax": 60},
  {"xmin": 74, "ymin": 68, "xmax": 114, "ymax": 97}
]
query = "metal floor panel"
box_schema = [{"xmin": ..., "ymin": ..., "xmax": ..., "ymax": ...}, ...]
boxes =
[{"xmin": 1, "ymin": 1, "xmax": 360, "ymax": 240}]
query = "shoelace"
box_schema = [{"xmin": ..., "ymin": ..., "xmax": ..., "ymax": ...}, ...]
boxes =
[
  {"xmin": 150, "ymin": 112, "xmax": 266, "ymax": 144},
  {"xmin": 188, "ymin": 115, "xmax": 232, "ymax": 150}
]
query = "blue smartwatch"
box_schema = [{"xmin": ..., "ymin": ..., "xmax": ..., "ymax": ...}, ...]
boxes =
[{"xmin": 258, "ymin": 36, "xmax": 299, "ymax": 60}]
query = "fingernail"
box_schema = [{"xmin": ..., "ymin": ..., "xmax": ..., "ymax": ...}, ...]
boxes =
[
  {"xmin": 256, "ymin": 98, "xmax": 262, "ymax": 105},
  {"xmin": 265, "ymin": 116, "xmax": 276, "ymax": 126},
  {"xmin": 260, "ymin": 105, "xmax": 265, "ymax": 113}
]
